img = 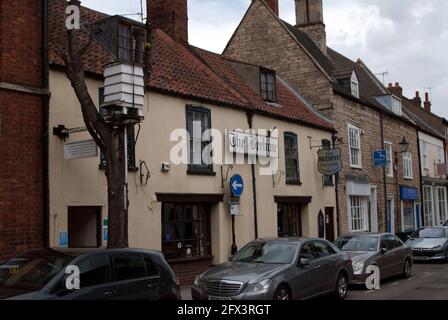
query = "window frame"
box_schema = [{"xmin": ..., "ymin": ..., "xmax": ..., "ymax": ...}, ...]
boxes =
[
  {"xmin": 384, "ymin": 142, "xmax": 393, "ymax": 178},
  {"xmin": 401, "ymin": 200, "xmax": 416, "ymax": 232},
  {"xmin": 348, "ymin": 124, "xmax": 362, "ymax": 169},
  {"xmin": 260, "ymin": 68, "xmax": 277, "ymax": 102},
  {"xmin": 283, "ymin": 132, "xmax": 301, "ymax": 185},
  {"xmin": 350, "ymin": 71, "xmax": 359, "ymax": 98},
  {"xmin": 423, "ymin": 186, "xmax": 435, "ymax": 227},
  {"xmin": 118, "ymin": 22, "xmax": 133, "ymax": 61},
  {"xmin": 391, "ymin": 96, "xmax": 402, "ymax": 116},
  {"xmin": 349, "ymin": 196, "xmax": 369, "ymax": 232},
  {"xmin": 403, "ymin": 151, "xmax": 413, "ymax": 179},
  {"xmin": 421, "ymin": 141, "xmax": 428, "ymax": 169},
  {"xmin": 436, "ymin": 187, "xmax": 448, "ymax": 225}
]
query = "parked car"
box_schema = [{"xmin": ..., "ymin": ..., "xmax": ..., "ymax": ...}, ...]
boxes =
[
  {"xmin": 444, "ymin": 220, "xmax": 448, "ymax": 226},
  {"xmin": 334, "ymin": 233, "xmax": 412, "ymax": 286},
  {"xmin": 0, "ymin": 248, "xmax": 180, "ymax": 300},
  {"xmin": 405, "ymin": 227, "xmax": 448, "ymax": 262},
  {"xmin": 191, "ymin": 238, "xmax": 353, "ymax": 300}
]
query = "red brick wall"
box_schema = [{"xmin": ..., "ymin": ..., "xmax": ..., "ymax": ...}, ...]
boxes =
[
  {"xmin": 170, "ymin": 259, "xmax": 212, "ymax": 286},
  {"xmin": 0, "ymin": 0, "xmax": 44, "ymax": 260}
]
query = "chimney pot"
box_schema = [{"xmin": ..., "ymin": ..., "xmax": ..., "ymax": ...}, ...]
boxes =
[
  {"xmin": 388, "ymin": 83, "xmax": 393, "ymax": 88},
  {"xmin": 395, "ymin": 82, "xmax": 400, "ymax": 87},
  {"xmin": 423, "ymin": 92, "xmax": 432, "ymax": 112}
]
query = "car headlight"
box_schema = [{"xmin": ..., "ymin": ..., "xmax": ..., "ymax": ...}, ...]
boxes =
[
  {"xmin": 353, "ymin": 261, "xmax": 364, "ymax": 272},
  {"xmin": 252, "ymin": 279, "xmax": 272, "ymax": 293},
  {"xmin": 432, "ymin": 245, "xmax": 443, "ymax": 250},
  {"xmin": 193, "ymin": 276, "xmax": 203, "ymax": 288}
]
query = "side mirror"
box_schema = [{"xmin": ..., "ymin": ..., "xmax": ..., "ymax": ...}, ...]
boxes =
[
  {"xmin": 381, "ymin": 248, "xmax": 388, "ymax": 255},
  {"xmin": 298, "ymin": 258, "xmax": 310, "ymax": 267},
  {"xmin": 228, "ymin": 255, "xmax": 234, "ymax": 262}
]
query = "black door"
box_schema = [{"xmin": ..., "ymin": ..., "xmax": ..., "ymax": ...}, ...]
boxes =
[{"xmin": 325, "ymin": 207, "xmax": 335, "ymax": 242}]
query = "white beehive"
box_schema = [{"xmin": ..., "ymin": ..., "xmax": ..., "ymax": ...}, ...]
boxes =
[{"xmin": 103, "ymin": 63, "xmax": 145, "ymax": 113}]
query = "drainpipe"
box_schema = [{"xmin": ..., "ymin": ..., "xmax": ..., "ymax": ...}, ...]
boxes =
[
  {"xmin": 416, "ymin": 131, "xmax": 425, "ymax": 227},
  {"xmin": 332, "ymin": 133, "xmax": 341, "ymax": 237},
  {"xmin": 380, "ymin": 114, "xmax": 388, "ymax": 233},
  {"xmin": 42, "ymin": 0, "xmax": 50, "ymax": 247},
  {"xmin": 246, "ymin": 110, "xmax": 259, "ymax": 239}
]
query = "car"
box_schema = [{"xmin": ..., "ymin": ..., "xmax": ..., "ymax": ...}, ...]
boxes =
[
  {"xmin": 0, "ymin": 248, "xmax": 180, "ymax": 300},
  {"xmin": 191, "ymin": 238, "xmax": 353, "ymax": 300},
  {"xmin": 334, "ymin": 233, "xmax": 412, "ymax": 286},
  {"xmin": 444, "ymin": 220, "xmax": 448, "ymax": 226},
  {"xmin": 405, "ymin": 227, "xmax": 448, "ymax": 262}
]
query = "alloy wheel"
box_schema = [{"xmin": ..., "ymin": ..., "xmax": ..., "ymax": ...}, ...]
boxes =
[
  {"xmin": 336, "ymin": 274, "xmax": 348, "ymax": 300},
  {"xmin": 275, "ymin": 287, "xmax": 290, "ymax": 300},
  {"xmin": 404, "ymin": 260, "xmax": 412, "ymax": 278}
]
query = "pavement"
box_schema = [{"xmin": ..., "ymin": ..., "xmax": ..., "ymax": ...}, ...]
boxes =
[{"xmin": 181, "ymin": 261, "xmax": 448, "ymax": 300}]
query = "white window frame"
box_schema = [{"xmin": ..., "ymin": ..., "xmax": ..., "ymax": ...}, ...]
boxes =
[
  {"xmin": 403, "ymin": 151, "xmax": 413, "ymax": 179},
  {"xmin": 436, "ymin": 187, "xmax": 448, "ymax": 225},
  {"xmin": 384, "ymin": 142, "xmax": 393, "ymax": 178},
  {"xmin": 348, "ymin": 124, "xmax": 362, "ymax": 169},
  {"xmin": 421, "ymin": 141, "xmax": 428, "ymax": 169},
  {"xmin": 437, "ymin": 146, "xmax": 444, "ymax": 164},
  {"xmin": 348, "ymin": 196, "xmax": 369, "ymax": 232},
  {"xmin": 401, "ymin": 200, "xmax": 416, "ymax": 232},
  {"xmin": 351, "ymin": 71, "xmax": 359, "ymax": 98},
  {"xmin": 423, "ymin": 186, "xmax": 435, "ymax": 226},
  {"xmin": 391, "ymin": 96, "xmax": 402, "ymax": 116}
]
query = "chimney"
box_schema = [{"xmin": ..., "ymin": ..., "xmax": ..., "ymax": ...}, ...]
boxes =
[
  {"xmin": 265, "ymin": 0, "xmax": 279, "ymax": 16},
  {"xmin": 295, "ymin": 0, "xmax": 327, "ymax": 54},
  {"xmin": 424, "ymin": 92, "xmax": 432, "ymax": 112},
  {"xmin": 412, "ymin": 91, "xmax": 422, "ymax": 108},
  {"xmin": 388, "ymin": 82, "xmax": 403, "ymax": 97},
  {"xmin": 147, "ymin": 0, "xmax": 188, "ymax": 45}
]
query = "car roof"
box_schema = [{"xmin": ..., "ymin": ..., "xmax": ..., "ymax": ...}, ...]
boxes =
[
  {"xmin": 339, "ymin": 232, "xmax": 387, "ymax": 237},
  {"xmin": 256, "ymin": 237, "xmax": 327, "ymax": 244},
  {"xmin": 22, "ymin": 247, "xmax": 163, "ymax": 258}
]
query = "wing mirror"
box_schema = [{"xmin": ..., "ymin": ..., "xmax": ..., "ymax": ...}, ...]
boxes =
[
  {"xmin": 380, "ymin": 247, "xmax": 388, "ymax": 255},
  {"xmin": 298, "ymin": 258, "xmax": 310, "ymax": 267},
  {"xmin": 228, "ymin": 255, "xmax": 234, "ymax": 262}
]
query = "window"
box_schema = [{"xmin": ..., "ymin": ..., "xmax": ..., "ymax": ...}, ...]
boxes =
[
  {"xmin": 421, "ymin": 141, "xmax": 428, "ymax": 169},
  {"xmin": 260, "ymin": 68, "xmax": 276, "ymax": 102},
  {"xmin": 423, "ymin": 186, "xmax": 434, "ymax": 226},
  {"xmin": 322, "ymin": 139, "xmax": 333, "ymax": 186},
  {"xmin": 118, "ymin": 23, "xmax": 133, "ymax": 61},
  {"xmin": 277, "ymin": 203, "xmax": 302, "ymax": 237},
  {"xmin": 348, "ymin": 124, "xmax": 362, "ymax": 168},
  {"xmin": 402, "ymin": 200, "xmax": 416, "ymax": 231},
  {"xmin": 403, "ymin": 152, "xmax": 413, "ymax": 179},
  {"xmin": 162, "ymin": 202, "xmax": 211, "ymax": 260},
  {"xmin": 351, "ymin": 71, "xmax": 359, "ymax": 98},
  {"xmin": 437, "ymin": 187, "xmax": 447, "ymax": 225},
  {"xmin": 349, "ymin": 196, "xmax": 368, "ymax": 232},
  {"xmin": 299, "ymin": 242, "xmax": 317, "ymax": 261},
  {"xmin": 143, "ymin": 255, "xmax": 159, "ymax": 277},
  {"xmin": 186, "ymin": 106, "xmax": 213, "ymax": 173},
  {"xmin": 312, "ymin": 241, "xmax": 336, "ymax": 258},
  {"xmin": 437, "ymin": 147, "xmax": 444, "ymax": 164},
  {"xmin": 391, "ymin": 96, "xmax": 402, "ymax": 116},
  {"xmin": 77, "ymin": 254, "xmax": 111, "ymax": 288},
  {"xmin": 98, "ymin": 88, "xmax": 136, "ymax": 169},
  {"xmin": 112, "ymin": 253, "xmax": 146, "ymax": 281},
  {"xmin": 385, "ymin": 142, "xmax": 393, "ymax": 177},
  {"xmin": 284, "ymin": 133, "xmax": 300, "ymax": 184}
]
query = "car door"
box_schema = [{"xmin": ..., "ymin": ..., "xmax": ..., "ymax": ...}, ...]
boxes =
[
  {"xmin": 51, "ymin": 253, "xmax": 118, "ymax": 300},
  {"xmin": 290, "ymin": 241, "xmax": 320, "ymax": 299},
  {"xmin": 388, "ymin": 235, "xmax": 407, "ymax": 275},
  {"xmin": 377, "ymin": 236, "xmax": 394, "ymax": 279},
  {"xmin": 111, "ymin": 252, "xmax": 160, "ymax": 300},
  {"xmin": 312, "ymin": 240, "xmax": 340, "ymax": 293}
]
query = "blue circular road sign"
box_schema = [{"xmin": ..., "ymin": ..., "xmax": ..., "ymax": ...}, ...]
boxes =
[{"xmin": 230, "ymin": 174, "xmax": 244, "ymax": 197}]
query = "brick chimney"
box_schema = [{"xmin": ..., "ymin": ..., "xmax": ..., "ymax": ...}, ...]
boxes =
[
  {"xmin": 424, "ymin": 92, "xmax": 432, "ymax": 112},
  {"xmin": 147, "ymin": 0, "xmax": 188, "ymax": 44},
  {"xmin": 264, "ymin": 0, "xmax": 279, "ymax": 16},
  {"xmin": 388, "ymin": 82, "xmax": 403, "ymax": 97},
  {"xmin": 295, "ymin": 0, "xmax": 327, "ymax": 54},
  {"xmin": 412, "ymin": 91, "xmax": 422, "ymax": 108}
]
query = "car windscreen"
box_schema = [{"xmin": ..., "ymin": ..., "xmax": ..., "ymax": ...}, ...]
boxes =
[
  {"xmin": 411, "ymin": 228, "xmax": 446, "ymax": 239},
  {"xmin": 231, "ymin": 242, "xmax": 297, "ymax": 264},
  {"xmin": 335, "ymin": 236, "xmax": 378, "ymax": 252},
  {"xmin": 0, "ymin": 249, "xmax": 74, "ymax": 292}
]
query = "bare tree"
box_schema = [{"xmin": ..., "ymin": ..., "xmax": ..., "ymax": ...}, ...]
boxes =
[{"xmin": 62, "ymin": 0, "xmax": 129, "ymax": 248}]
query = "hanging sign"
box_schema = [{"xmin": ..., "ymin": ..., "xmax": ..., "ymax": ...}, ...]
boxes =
[{"xmin": 318, "ymin": 148, "xmax": 342, "ymax": 176}]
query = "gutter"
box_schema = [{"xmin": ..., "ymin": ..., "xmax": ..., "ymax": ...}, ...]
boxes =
[
  {"xmin": 332, "ymin": 133, "xmax": 341, "ymax": 237},
  {"xmin": 246, "ymin": 110, "xmax": 259, "ymax": 239},
  {"xmin": 380, "ymin": 114, "xmax": 388, "ymax": 233},
  {"xmin": 42, "ymin": 0, "xmax": 50, "ymax": 247},
  {"xmin": 416, "ymin": 132, "xmax": 425, "ymax": 227}
]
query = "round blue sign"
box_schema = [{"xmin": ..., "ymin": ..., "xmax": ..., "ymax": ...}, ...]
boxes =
[{"xmin": 230, "ymin": 174, "xmax": 244, "ymax": 197}]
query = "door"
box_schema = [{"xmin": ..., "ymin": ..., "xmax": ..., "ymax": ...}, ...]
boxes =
[
  {"xmin": 68, "ymin": 206, "xmax": 101, "ymax": 248},
  {"xmin": 292, "ymin": 241, "xmax": 320, "ymax": 299},
  {"xmin": 325, "ymin": 208, "xmax": 335, "ymax": 241},
  {"xmin": 112, "ymin": 252, "xmax": 161, "ymax": 300},
  {"xmin": 370, "ymin": 187, "xmax": 378, "ymax": 232},
  {"xmin": 277, "ymin": 203, "xmax": 302, "ymax": 237}
]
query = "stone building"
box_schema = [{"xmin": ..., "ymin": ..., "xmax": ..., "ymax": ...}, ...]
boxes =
[
  {"xmin": 224, "ymin": 0, "xmax": 422, "ymax": 235},
  {"xmin": 0, "ymin": 0, "xmax": 49, "ymax": 260}
]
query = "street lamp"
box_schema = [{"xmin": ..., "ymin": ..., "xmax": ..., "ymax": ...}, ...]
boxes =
[{"xmin": 399, "ymin": 136, "xmax": 409, "ymax": 154}]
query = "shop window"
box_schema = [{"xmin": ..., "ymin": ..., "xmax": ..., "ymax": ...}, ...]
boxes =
[
  {"xmin": 284, "ymin": 132, "xmax": 300, "ymax": 184},
  {"xmin": 277, "ymin": 203, "xmax": 302, "ymax": 237},
  {"xmin": 349, "ymin": 196, "xmax": 368, "ymax": 232},
  {"xmin": 186, "ymin": 106, "xmax": 213, "ymax": 174},
  {"xmin": 162, "ymin": 202, "xmax": 211, "ymax": 260},
  {"xmin": 402, "ymin": 200, "xmax": 416, "ymax": 231}
]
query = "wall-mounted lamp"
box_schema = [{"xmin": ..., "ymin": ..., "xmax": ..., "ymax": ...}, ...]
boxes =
[{"xmin": 399, "ymin": 136, "xmax": 410, "ymax": 154}]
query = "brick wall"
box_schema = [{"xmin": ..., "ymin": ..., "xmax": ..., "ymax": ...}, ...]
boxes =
[
  {"xmin": 170, "ymin": 258, "xmax": 213, "ymax": 286},
  {"xmin": 0, "ymin": 0, "xmax": 44, "ymax": 260}
]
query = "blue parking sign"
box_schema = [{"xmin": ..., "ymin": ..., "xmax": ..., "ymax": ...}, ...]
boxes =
[{"xmin": 373, "ymin": 150, "xmax": 387, "ymax": 167}]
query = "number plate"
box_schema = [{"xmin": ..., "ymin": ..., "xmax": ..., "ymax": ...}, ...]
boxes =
[{"xmin": 208, "ymin": 295, "xmax": 232, "ymax": 300}]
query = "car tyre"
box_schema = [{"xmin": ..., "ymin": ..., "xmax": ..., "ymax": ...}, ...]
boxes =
[
  {"xmin": 334, "ymin": 273, "xmax": 348, "ymax": 300},
  {"xmin": 445, "ymin": 249, "xmax": 448, "ymax": 263},
  {"xmin": 402, "ymin": 258, "xmax": 412, "ymax": 279},
  {"xmin": 273, "ymin": 285, "xmax": 291, "ymax": 301}
]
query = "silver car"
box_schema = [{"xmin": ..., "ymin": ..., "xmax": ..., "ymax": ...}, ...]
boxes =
[
  {"xmin": 406, "ymin": 227, "xmax": 448, "ymax": 262},
  {"xmin": 335, "ymin": 233, "xmax": 412, "ymax": 285},
  {"xmin": 191, "ymin": 238, "xmax": 353, "ymax": 300}
]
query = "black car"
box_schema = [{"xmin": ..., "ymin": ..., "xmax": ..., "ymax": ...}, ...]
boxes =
[{"xmin": 0, "ymin": 248, "xmax": 180, "ymax": 300}]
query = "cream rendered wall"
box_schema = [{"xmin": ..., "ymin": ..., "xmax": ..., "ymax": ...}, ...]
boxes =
[
  {"xmin": 419, "ymin": 131, "xmax": 445, "ymax": 178},
  {"xmin": 49, "ymin": 70, "xmax": 336, "ymax": 266}
]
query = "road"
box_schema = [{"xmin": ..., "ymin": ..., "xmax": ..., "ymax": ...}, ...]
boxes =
[{"xmin": 347, "ymin": 261, "xmax": 448, "ymax": 300}]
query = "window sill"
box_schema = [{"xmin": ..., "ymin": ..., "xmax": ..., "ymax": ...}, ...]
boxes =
[
  {"xmin": 404, "ymin": 177, "xmax": 414, "ymax": 181},
  {"xmin": 323, "ymin": 183, "xmax": 335, "ymax": 187},
  {"xmin": 286, "ymin": 180, "xmax": 302, "ymax": 186},
  {"xmin": 187, "ymin": 169, "xmax": 216, "ymax": 176},
  {"xmin": 350, "ymin": 165, "xmax": 363, "ymax": 170}
]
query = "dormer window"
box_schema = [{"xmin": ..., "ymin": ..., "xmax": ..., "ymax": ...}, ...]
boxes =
[
  {"xmin": 118, "ymin": 23, "xmax": 133, "ymax": 61},
  {"xmin": 351, "ymin": 71, "xmax": 359, "ymax": 98},
  {"xmin": 392, "ymin": 96, "xmax": 402, "ymax": 116},
  {"xmin": 260, "ymin": 68, "xmax": 276, "ymax": 102}
]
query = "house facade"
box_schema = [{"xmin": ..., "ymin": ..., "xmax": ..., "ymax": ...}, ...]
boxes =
[
  {"xmin": 223, "ymin": 0, "xmax": 422, "ymax": 236},
  {"xmin": 47, "ymin": 0, "xmax": 336, "ymax": 284}
]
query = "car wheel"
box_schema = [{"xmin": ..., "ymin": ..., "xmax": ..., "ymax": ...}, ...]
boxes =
[
  {"xmin": 273, "ymin": 285, "xmax": 291, "ymax": 301},
  {"xmin": 334, "ymin": 273, "xmax": 348, "ymax": 300},
  {"xmin": 445, "ymin": 249, "xmax": 448, "ymax": 263},
  {"xmin": 402, "ymin": 259, "xmax": 412, "ymax": 279}
]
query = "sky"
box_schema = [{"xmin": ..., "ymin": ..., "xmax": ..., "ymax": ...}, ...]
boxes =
[{"xmin": 81, "ymin": 0, "xmax": 448, "ymax": 118}]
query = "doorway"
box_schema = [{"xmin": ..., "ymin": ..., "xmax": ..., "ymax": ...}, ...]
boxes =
[
  {"xmin": 68, "ymin": 206, "xmax": 102, "ymax": 248},
  {"xmin": 277, "ymin": 203, "xmax": 302, "ymax": 237},
  {"xmin": 325, "ymin": 207, "xmax": 335, "ymax": 241}
]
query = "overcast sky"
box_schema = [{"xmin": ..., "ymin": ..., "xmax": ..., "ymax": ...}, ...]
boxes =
[{"xmin": 82, "ymin": 0, "xmax": 448, "ymax": 118}]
